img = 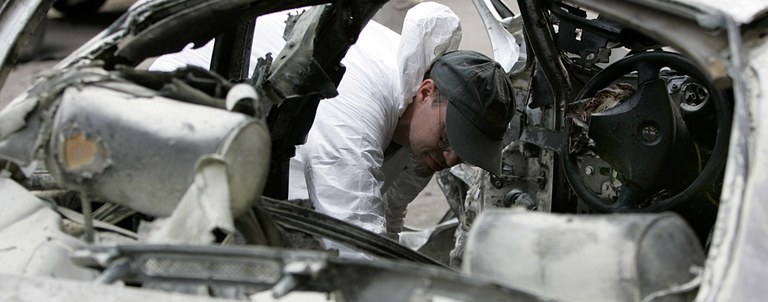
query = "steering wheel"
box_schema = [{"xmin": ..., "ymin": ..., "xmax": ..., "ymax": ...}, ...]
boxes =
[{"xmin": 562, "ymin": 51, "xmax": 731, "ymax": 213}]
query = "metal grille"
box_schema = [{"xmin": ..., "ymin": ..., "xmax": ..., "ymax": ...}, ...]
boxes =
[{"xmin": 140, "ymin": 255, "xmax": 282, "ymax": 284}]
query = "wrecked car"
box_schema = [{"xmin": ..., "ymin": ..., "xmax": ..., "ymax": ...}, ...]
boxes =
[{"xmin": 0, "ymin": 0, "xmax": 766, "ymax": 301}]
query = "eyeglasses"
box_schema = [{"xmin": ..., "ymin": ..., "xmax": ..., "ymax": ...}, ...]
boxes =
[{"xmin": 435, "ymin": 90, "xmax": 452, "ymax": 151}]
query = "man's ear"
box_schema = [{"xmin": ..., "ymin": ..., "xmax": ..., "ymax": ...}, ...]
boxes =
[{"xmin": 416, "ymin": 79, "xmax": 437, "ymax": 104}]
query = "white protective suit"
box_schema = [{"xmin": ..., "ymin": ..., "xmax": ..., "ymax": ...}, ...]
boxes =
[{"xmin": 150, "ymin": 3, "xmax": 461, "ymax": 244}]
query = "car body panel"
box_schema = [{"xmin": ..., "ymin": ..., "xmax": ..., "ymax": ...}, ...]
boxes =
[
  {"xmin": 1, "ymin": 0, "xmax": 768, "ymax": 301},
  {"xmin": 697, "ymin": 24, "xmax": 768, "ymax": 302},
  {"xmin": 0, "ymin": 0, "xmax": 53, "ymax": 93}
]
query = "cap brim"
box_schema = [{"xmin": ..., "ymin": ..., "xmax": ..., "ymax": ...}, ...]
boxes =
[{"xmin": 446, "ymin": 101, "xmax": 503, "ymax": 176}]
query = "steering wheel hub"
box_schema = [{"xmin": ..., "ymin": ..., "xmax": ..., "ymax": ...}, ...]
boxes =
[{"xmin": 639, "ymin": 122, "xmax": 661, "ymax": 145}]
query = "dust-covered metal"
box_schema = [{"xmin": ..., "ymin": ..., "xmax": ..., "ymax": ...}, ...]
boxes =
[
  {"xmin": 0, "ymin": 175, "xmax": 99, "ymax": 279},
  {"xmin": 37, "ymin": 71, "xmax": 271, "ymax": 217},
  {"xmin": 72, "ymin": 244, "xmax": 548, "ymax": 302},
  {"xmin": 471, "ymin": 0, "xmax": 523, "ymax": 73},
  {"xmin": 463, "ymin": 210, "xmax": 704, "ymax": 302},
  {"xmin": 0, "ymin": 0, "xmax": 766, "ymax": 300}
]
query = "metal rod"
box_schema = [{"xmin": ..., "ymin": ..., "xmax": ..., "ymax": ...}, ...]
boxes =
[{"xmin": 81, "ymin": 194, "xmax": 94, "ymax": 243}]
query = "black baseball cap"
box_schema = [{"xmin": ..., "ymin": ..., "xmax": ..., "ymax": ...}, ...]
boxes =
[{"xmin": 429, "ymin": 50, "xmax": 514, "ymax": 175}]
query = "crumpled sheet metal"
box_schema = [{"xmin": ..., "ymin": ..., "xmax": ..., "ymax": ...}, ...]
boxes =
[
  {"xmin": 0, "ymin": 94, "xmax": 37, "ymax": 141},
  {"xmin": 138, "ymin": 156, "xmax": 235, "ymax": 244},
  {"xmin": 0, "ymin": 95, "xmax": 45, "ymax": 175},
  {"xmin": 0, "ymin": 175, "xmax": 97, "ymax": 279},
  {"xmin": 44, "ymin": 84, "xmax": 271, "ymax": 217},
  {"xmin": 0, "ymin": 67, "xmax": 118, "ymax": 175}
]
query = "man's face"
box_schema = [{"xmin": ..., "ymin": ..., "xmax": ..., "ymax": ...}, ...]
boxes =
[{"xmin": 409, "ymin": 91, "xmax": 460, "ymax": 177}]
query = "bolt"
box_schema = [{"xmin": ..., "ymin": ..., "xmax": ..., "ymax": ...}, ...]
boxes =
[
  {"xmin": 584, "ymin": 166, "xmax": 594, "ymax": 176},
  {"xmin": 682, "ymin": 83, "xmax": 708, "ymax": 106},
  {"xmin": 601, "ymin": 182, "xmax": 612, "ymax": 195},
  {"xmin": 639, "ymin": 123, "xmax": 661, "ymax": 144},
  {"xmin": 492, "ymin": 180, "xmax": 504, "ymax": 188}
]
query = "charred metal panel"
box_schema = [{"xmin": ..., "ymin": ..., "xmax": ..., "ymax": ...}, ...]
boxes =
[
  {"xmin": 518, "ymin": 0, "xmax": 574, "ymax": 106},
  {"xmin": 112, "ymin": 0, "xmax": 334, "ymax": 66},
  {"xmin": 52, "ymin": 0, "xmax": 334, "ymax": 70},
  {"xmin": 567, "ymin": 0, "xmax": 731, "ymax": 87},
  {"xmin": 210, "ymin": 16, "xmax": 256, "ymax": 81},
  {"xmin": 548, "ymin": 2, "xmax": 622, "ymax": 68}
]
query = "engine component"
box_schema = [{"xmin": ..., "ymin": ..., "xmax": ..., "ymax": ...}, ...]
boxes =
[{"xmin": 45, "ymin": 81, "xmax": 270, "ymax": 218}]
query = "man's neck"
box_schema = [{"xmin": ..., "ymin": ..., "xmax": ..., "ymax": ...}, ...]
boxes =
[{"xmin": 392, "ymin": 103, "xmax": 413, "ymax": 149}]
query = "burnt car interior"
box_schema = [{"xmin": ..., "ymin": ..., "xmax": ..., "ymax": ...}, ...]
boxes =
[
  {"xmin": 0, "ymin": 0, "xmax": 737, "ymax": 300},
  {"xmin": 541, "ymin": 1, "xmax": 730, "ymax": 242}
]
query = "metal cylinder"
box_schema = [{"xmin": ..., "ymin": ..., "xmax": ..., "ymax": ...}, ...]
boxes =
[{"xmin": 46, "ymin": 83, "xmax": 270, "ymax": 217}]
